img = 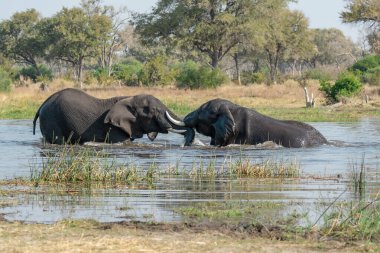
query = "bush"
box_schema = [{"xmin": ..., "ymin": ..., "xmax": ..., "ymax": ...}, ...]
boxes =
[
  {"xmin": 363, "ymin": 66, "xmax": 380, "ymax": 86},
  {"xmin": 140, "ymin": 55, "xmax": 174, "ymax": 86},
  {"xmin": 112, "ymin": 59, "xmax": 144, "ymax": 86},
  {"xmin": 89, "ymin": 68, "xmax": 115, "ymax": 86},
  {"xmin": 175, "ymin": 61, "xmax": 227, "ymax": 89},
  {"xmin": 304, "ymin": 68, "xmax": 333, "ymax": 82},
  {"xmin": 349, "ymin": 55, "xmax": 380, "ymax": 85},
  {"xmin": 320, "ymin": 72, "xmax": 362, "ymax": 102},
  {"xmin": 0, "ymin": 67, "xmax": 12, "ymax": 92},
  {"xmin": 350, "ymin": 55, "xmax": 380, "ymax": 73},
  {"xmin": 240, "ymin": 71, "xmax": 266, "ymax": 85},
  {"xmin": 17, "ymin": 64, "xmax": 53, "ymax": 83}
]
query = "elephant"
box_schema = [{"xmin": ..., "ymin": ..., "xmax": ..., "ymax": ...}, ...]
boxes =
[
  {"xmin": 33, "ymin": 88, "xmax": 194, "ymax": 145},
  {"xmin": 166, "ymin": 98, "xmax": 327, "ymax": 148}
]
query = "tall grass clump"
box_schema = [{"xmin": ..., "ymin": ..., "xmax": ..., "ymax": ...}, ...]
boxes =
[
  {"xmin": 350, "ymin": 156, "xmax": 366, "ymax": 199},
  {"xmin": 30, "ymin": 145, "xmax": 155, "ymax": 186},
  {"xmin": 318, "ymin": 196, "xmax": 380, "ymax": 241},
  {"xmin": 228, "ymin": 157, "xmax": 300, "ymax": 179}
]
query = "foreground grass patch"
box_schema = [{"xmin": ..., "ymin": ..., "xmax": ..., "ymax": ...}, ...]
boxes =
[{"xmin": 29, "ymin": 145, "xmax": 301, "ymax": 187}]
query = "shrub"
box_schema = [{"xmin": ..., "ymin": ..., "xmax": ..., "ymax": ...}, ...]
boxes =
[
  {"xmin": 320, "ymin": 72, "xmax": 362, "ymax": 102},
  {"xmin": 112, "ymin": 58, "xmax": 144, "ymax": 86},
  {"xmin": 363, "ymin": 66, "xmax": 380, "ymax": 86},
  {"xmin": 89, "ymin": 68, "xmax": 115, "ymax": 86},
  {"xmin": 240, "ymin": 71, "xmax": 266, "ymax": 85},
  {"xmin": 140, "ymin": 55, "xmax": 174, "ymax": 86},
  {"xmin": 350, "ymin": 55, "xmax": 380, "ymax": 73},
  {"xmin": 0, "ymin": 67, "xmax": 12, "ymax": 92},
  {"xmin": 304, "ymin": 68, "xmax": 333, "ymax": 82},
  {"xmin": 175, "ymin": 60, "xmax": 227, "ymax": 89},
  {"xmin": 17, "ymin": 64, "xmax": 53, "ymax": 83}
]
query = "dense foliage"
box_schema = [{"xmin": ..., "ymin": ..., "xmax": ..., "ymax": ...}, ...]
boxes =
[
  {"xmin": 350, "ymin": 55, "xmax": 380, "ymax": 85},
  {"xmin": 0, "ymin": 67, "xmax": 12, "ymax": 92},
  {"xmin": 320, "ymin": 72, "xmax": 362, "ymax": 102},
  {"xmin": 175, "ymin": 61, "xmax": 227, "ymax": 89},
  {"xmin": 0, "ymin": 0, "xmax": 375, "ymax": 91}
]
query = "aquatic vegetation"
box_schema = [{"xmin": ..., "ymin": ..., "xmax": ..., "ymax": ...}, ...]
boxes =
[
  {"xmin": 228, "ymin": 157, "xmax": 300, "ymax": 178},
  {"xmin": 30, "ymin": 145, "xmax": 155, "ymax": 186}
]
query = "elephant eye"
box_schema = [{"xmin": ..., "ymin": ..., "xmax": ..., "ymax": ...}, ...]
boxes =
[{"xmin": 143, "ymin": 106, "xmax": 150, "ymax": 115}]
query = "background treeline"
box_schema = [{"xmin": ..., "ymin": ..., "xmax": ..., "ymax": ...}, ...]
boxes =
[{"xmin": 0, "ymin": 0, "xmax": 379, "ymax": 95}]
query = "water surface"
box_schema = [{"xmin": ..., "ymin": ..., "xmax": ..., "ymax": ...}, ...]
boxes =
[{"xmin": 0, "ymin": 118, "xmax": 379, "ymax": 223}]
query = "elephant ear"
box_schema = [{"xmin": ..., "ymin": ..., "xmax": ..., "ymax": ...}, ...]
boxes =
[
  {"xmin": 104, "ymin": 99, "xmax": 136, "ymax": 137},
  {"xmin": 212, "ymin": 105, "xmax": 236, "ymax": 146}
]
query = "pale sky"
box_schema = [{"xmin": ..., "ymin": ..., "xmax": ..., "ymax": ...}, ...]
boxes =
[{"xmin": 0, "ymin": 0, "xmax": 362, "ymax": 42}]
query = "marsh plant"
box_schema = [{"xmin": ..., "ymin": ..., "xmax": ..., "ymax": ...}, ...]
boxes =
[
  {"xmin": 30, "ymin": 145, "xmax": 155, "ymax": 186},
  {"xmin": 349, "ymin": 155, "xmax": 366, "ymax": 199},
  {"xmin": 318, "ymin": 194, "xmax": 380, "ymax": 241},
  {"xmin": 227, "ymin": 156, "xmax": 300, "ymax": 179}
]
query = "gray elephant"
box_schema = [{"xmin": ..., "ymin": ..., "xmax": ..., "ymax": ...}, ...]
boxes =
[
  {"xmin": 166, "ymin": 98, "xmax": 327, "ymax": 148},
  {"xmin": 33, "ymin": 88, "xmax": 194, "ymax": 145}
]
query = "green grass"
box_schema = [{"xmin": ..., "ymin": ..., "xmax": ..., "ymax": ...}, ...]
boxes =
[
  {"xmin": 0, "ymin": 99, "xmax": 40, "ymax": 119},
  {"xmin": 30, "ymin": 145, "xmax": 156, "ymax": 186},
  {"xmin": 29, "ymin": 145, "xmax": 302, "ymax": 187},
  {"xmin": 257, "ymin": 106, "xmax": 380, "ymax": 122},
  {"xmin": 1, "ymin": 95, "xmax": 379, "ymax": 121},
  {"xmin": 177, "ymin": 201, "xmax": 286, "ymax": 223}
]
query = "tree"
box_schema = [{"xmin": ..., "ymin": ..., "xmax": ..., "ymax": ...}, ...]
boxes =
[
  {"xmin": 341, "ymin": 0, "xmax": 380, "ymax": 54},
  {"xmin": 262, "ymin": 8, "xmax": 313, "ymax": 83},
  {"xmin": 310, "ymin": 28, "xmax": 359, "ymax": 69},
  {"xmin": 0, "ymin": 9, "xmax": 47, "ymax": 75},
  {"xmin": 81, "ymin": 0, "xmax": 129, "ymax": 76},
  {"xmin": 48, "ymin": 6, "xmax": 112, "ymax": 85},
  {"xmin": 133, "ymin": 0, "xmax": 257, "ymax": 68}
]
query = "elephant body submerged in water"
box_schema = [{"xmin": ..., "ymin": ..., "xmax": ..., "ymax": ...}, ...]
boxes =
[
  {"xmin": 33, "ymin": 88, "xmax": 194, "ymax": 145},
  {"xmin": 167, "ymin": 98, "xmax": 327, "ymax": 148}
]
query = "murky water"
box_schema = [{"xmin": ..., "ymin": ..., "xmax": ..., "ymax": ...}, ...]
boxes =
[{"xmin": 0, "ymin": 118, "xmax": 379, "ymax": 224}]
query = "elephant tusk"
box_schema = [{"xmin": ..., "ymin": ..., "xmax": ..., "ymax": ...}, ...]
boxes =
[
  {"xmin": 165, "ymin": 111, "xmax": 186, "ymax": 127},
  {"xmin": 168, "ymin": 128, "xmax": 187, "ymax": 134}
]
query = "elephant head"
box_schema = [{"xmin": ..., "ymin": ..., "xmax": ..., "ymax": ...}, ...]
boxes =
[
  {"xmin": 104, "ymin": 94, "xmax": 194, "ymax": 145},
  {"xmin": 166, "ymin": 99, "xmax": 236, "ymax": 146}
]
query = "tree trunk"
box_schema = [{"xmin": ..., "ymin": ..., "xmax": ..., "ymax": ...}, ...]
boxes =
[
  {"xmin": 303, "ymin": 86, "xmax": 315, "ymax": 108},
  {"xmin": 233, "ymin": 53, "xmax": 241, "ymax": 85},
  {"xmin": 77, "ymin": 57, "xmax": 84, "ymax": 88}
]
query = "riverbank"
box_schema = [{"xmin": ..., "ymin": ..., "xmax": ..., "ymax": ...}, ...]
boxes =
[
  {"xmin": 0, "ymin": 218, "xmax": 374, "ymax": 253},
  {"xmin": 1, "ymin": 80, "xmax": 380, "ymax": 121}
]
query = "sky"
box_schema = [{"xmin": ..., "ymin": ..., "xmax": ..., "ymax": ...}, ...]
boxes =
[{"xmin": 0, "ymin": 0, "xmax": 363, "ymax": 42}]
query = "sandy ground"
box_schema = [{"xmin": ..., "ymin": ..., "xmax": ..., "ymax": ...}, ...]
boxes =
[{"xmin": 0, "ymin": 220, "xmax": 374, "ymax": 253}]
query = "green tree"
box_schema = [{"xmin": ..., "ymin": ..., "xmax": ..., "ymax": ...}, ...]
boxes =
[
  {"xmin": 48, "ymin": 6, "xmax": 112, "ymax": 85},
  {"xmin": 134, "ymin": 0, "xmax": 257, "ymax": 68},
  {"xmin": 0, "ymin": 9, "xmax": 47, "ymax": 75},
  {"xmin": 341, "ymin": 0, "xmax": 380, "ymax": 54},
  {"xmin": 262, "ymin": 8, "xmax": 312, "ymax": 83},
  {"xmin": 81, "ymin": 0, "xmax": 129, "ymax": 77}
]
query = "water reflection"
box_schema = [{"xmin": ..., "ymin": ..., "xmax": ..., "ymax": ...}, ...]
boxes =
[{"xmin": 0, "ymin": 118, "xmax": 379, "ymax": 223}]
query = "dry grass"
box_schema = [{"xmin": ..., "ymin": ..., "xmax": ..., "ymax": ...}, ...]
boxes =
[
  {"xmin": 0, "ymin": 220, "xmax": 369, "ymax": 253},
  {"xmin": 1, "ymin": 79, "xmax": 380, "ymax": 120}
]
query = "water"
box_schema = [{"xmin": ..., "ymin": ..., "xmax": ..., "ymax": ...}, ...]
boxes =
[{"xmin": 0, "ymin": 118, "xmax": 379, "ymax": 224}]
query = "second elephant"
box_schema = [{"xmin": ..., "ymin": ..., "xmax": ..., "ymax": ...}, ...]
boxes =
[
  {"xmin": 167, "ymin": 98, "xmax": 327, "ymax": 148},
  {"xmin": 33, "ymin": 88, "xmax": 194, "ymax": 145}
]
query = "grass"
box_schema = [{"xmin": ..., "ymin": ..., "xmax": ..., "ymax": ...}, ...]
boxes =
[
  {"xmin": 2, "ymin": 219, "xmax": 368, "ymax": 253},
  {"xmin": 28, "ymin": 144, "xmax": 302, "ymax": 187},
  {"xmin": 177, "ymin": 201, "xmax": 286, "ymax": 223},
  {"xmin": 1, "ymin": 79, "xmax": 379, "ymax": 120},
  {"xmin": 30, "ymin": 145, "xmax": 156, "ymax": 187}
]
